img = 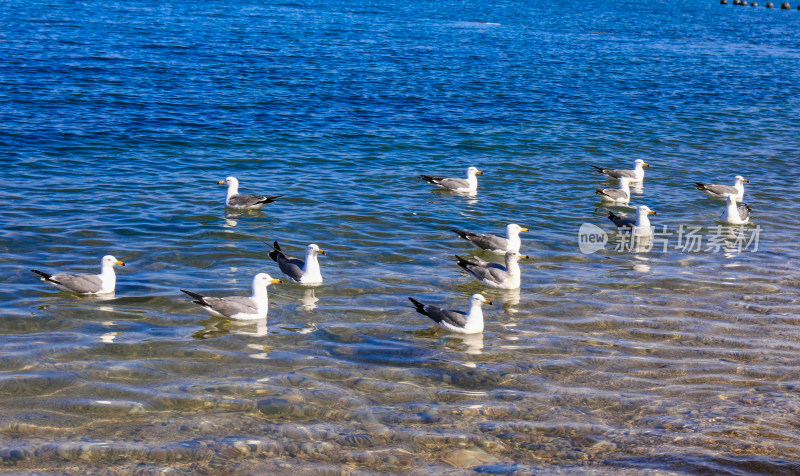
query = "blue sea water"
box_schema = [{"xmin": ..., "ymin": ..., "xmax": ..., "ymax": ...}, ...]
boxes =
[{"xmin": 2, "ymin": 0, "xmax": 800, "ymax": 473}]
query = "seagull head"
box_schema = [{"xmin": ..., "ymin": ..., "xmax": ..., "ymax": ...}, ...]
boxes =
[
  {"xmin": 507, "ymin": 223, "xmax": 529, "ymax": 235},
  {"xmin": 255, "ymin": 273, "xmax": 283, "ymax": 287},
  {"xmin": 504, "ymin": 250, "xmax": 530, "ymax": 263},
  {"xmin": 735, "ymin": 175, "xmax": 749, "ymax": 184},
  {"xmin": 467, "ymin": 166, "xmax": 484, "ymax": 176},
  {"xmin": 634, "ymin": 159, "xmax": 650, "ymax": 168},
  {"xmin": 217, "ymin": 176, "xmax": 239, "ymax": 187},
  {"xmin": 637, "ymin": 205, "xmax": 657, "ymax": 216},
  {"xmin": 102, "ymin": 255, "xmax": 125, "ymax": 267},
  {"xmin": 307, "ymin": 243, "xmax": 326, "ymax": 256},
  {"xmin": 471, "ymin": 294, "xmax": 493, "ymax": 306}
]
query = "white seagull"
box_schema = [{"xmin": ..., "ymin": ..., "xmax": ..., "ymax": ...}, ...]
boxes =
[
  {"xmin": 720, "ymin": 194, "xmax": 752, "ymax": 225},
  {"xmin": 595, "ymin": 177, "xmax": 632, "ymax": 204},
  {"xmin": 694, "ymin": 175, "xmax": 749, "ymax": 201},
  {"xmin": 408, "ymin": 293, "xmax": 492, "ymax": 334},
  {"xmin": 608, "ymin": 205, "xmax": 657, "ymax": 236},
  {"xmin": 181, "ymin": 273, "xmax": 283, "ymax": 320},
  {"xmin": 419, "ymin": 166, "xmax": 484, "ymax": 193},
  {"xmin": 218, "ymin": 176, "xmax": 282, "ymax": 209},
  {"xmin": 455, "ymin": 250, "xmax": 528, "ymax": 289},
  {"xmin": 267, "ymin": 241, "xmax": 326, "ymax": 285},
  {"xmin": 592, "ymin": 159, "xmax": 650, "ymax": 183},
  {"xmin": 31, "ymin": 255, "xmax": 126, "ymax": 294},
  {"xmin": 451, "ymin": 223, "xmax": 529, "ymax": 254}
]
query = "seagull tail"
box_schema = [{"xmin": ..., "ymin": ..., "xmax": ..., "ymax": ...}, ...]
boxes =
[
  {"xmin": 591, "ymin": 165, "xmax": 607, "ymax": 174},
  {"xmin": 450, "ymin": 228, "xmax": 470, "ymax": 239},
  {"xmin": 408, "ymin": 297, "xmax": 428, "ymax": 316},
  {"xmin": 607, "ymin": 211, "xmax": 622, "ymax": 226},
  {"xmin": 693, "ymin": 182, "xmax": 706, "ymax": 191},
  {"xmin": 31, "ymin": 269, "xmax": 53, "ymax": 281},
  {"xmin": 419, "ymin": 175, "xmax": 441, "ymax": 184},
  {"xmin": 454, "ymin": 254, "xmax": 477, "ymax": 269},
  {"xmin": 258, "ymin": 195, "xmax": 283, "ymax": 205},
  {"xmin": 265, "ymin": 240, "xmax": 282, "ymax": 262},
  {"xmin": 180, "ymin": 289, "xmax": 206, "ymax": 305}
]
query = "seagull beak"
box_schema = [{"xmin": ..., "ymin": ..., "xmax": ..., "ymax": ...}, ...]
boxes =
[
  {"xmin": 319, "ymin": 250, "xmax": 327, "ymax": 255},
  {"xmin": 477, "ymin": 170, "xmax": 484, "ymax": 175},
  {"xmin": 271, "ymin": 278, "xmax": 283, "ymax": 284},
  {"xmin": 743, "ymin": 179, "xmax": 750, "ymax": 183},
  {"xmin": 116, "ymin": 260, "xmax": 126, "ymax": 266},
  {"xmin": 521, "ymin": 254, "xmax": 531, "ymax": 260},
  {"xmin": 643, "ymin": 162, "xmax": 651, "ymax": 167},
  {"xmin": 217, "ymin": 180, "xmax": 226, "ymax": 185},
  {"xmin": 649, "ymin": 210, "xmax": 657, "ymax": 215},
  {"xmin": 520, "ymin": 227, "xmax": 529, "ymax": 232},
  {"xmin": 485, "ymin": 299, "xmax": 493, "ymax": 306}
]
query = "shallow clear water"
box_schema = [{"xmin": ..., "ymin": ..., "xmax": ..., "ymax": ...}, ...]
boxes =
[{"xmin": 2, "ymin": 0, "xmax": 800, "ymax": 473}]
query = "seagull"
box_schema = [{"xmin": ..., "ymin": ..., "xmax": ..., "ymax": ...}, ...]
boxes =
[
  {"xmin": 217, "ymin": 176, "xmax": 282, "ymax": 209},
  {"xmin": 451, "ymin": 223, "xmax": 529, "ymax": 254},
  {"xmin": 720, "ymin": 194, "xmax": 752, "ymax": 225},
  {"xmin": 419, "ymin": 166, "xmax": 484, "ymax": 193},
  {"xmin": 592, "ymin": 159, "xmax": 650, "ymax": 182},
  {"xmin": 595, "ymin": 177, "xmax": 632, "ymax": 204},
  {"xmin": 608, "ymin": 205, "xmax": 657, "ymax": 236},
  {"xmin": 454, "ymin": 250, "xmax": 528, "ymax": 289},
  {"xmin": 266, "ymin": 241, "xmax": 326, "ymax": 285},
  {"xmin": 694, "ymin": 175, "xmax": 749, "ymax": 201},
  {"xmin": 180, "ymin": 273, "xmax": 283, "ymax": 320},
  {"xmin": 408, "ymin": 294, "xmax": 492, "ymax": 334},
  {"xmin": 31, "ymin": 255, "xmax": 126, "ymax": 294}
]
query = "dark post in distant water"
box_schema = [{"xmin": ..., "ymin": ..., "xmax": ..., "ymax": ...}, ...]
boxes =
[
  {"xmin": 720, "ymin": 0, "xmax": 728, "ymax": 4},
  {"xmin": 766, "ymin": 1, "xmax": 774, "ymax": 7},
  {"xmin": 751, "ymin": 2, "xmax": 758, "ymax": 6},
  {"xmin": 781, "ymin": 1, "xmax": 790, "ymax": 8}
]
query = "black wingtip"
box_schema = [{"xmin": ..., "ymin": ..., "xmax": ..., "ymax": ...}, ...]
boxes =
[
  {"xmin": 259, "ymin": 195, "xmax": 284, "ymax": 205},
  {"xmin": 263, "ymin": 240, "xmax": 280, "ymax": 262},
  {"xmin": 419, "ymin": 174, "xmax": 442, "ymax": 184},
  {"xmin": 31, "ymin": 269, "xmax": 52, "ymax": 280},
  {"xmin": 408, "ymin": 297, "xmax": 427, "ymax": 315},
  {"xmin": 451, "ymin": 228, "xmax": 468, "ymax": 239},
  {"xmin": 454, "ymin": 254, "xmax": 475, "ymax": 268},
  {"xmin": 592, "ymin": 165, "xmax": 605, "ymax": 173},
  {"xmin": 180, "ymin": 289, "xmax": 205, "ymax": 302},
  {"xmin": 693, "ymin": 182, "xmax": 705, "ymax": 190}
]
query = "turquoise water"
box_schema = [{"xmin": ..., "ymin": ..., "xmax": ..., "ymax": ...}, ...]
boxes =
[{"xmin": 2, "ymin": 0, "xmax": 800, "ymax": 473}]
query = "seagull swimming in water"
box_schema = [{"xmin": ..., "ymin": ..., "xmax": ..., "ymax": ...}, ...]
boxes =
[
  {"xmin": 595, "ymin": 177, "xmax": 632, "ymax": 204},
  {"xmin": 720, "ymin": 194, "xmax": 751, "ymax": 225},
  {"xmin": 180, "ymin": 273, "xmax": 283, "ymax": 320},
  {"xmin": 694, "ymin": 175, "xmax": 749, "ymax": 201},
  {"xmin": 608, "ymin": 205, "xmax": 657, "ymax": 236},
  {"xmin": 408, "ymin": 293, "xmax": 492, "ymax": 334},
  {"xmin": 592, "ymin": 159, "xmax": 650, "ymax": 183},
  {"xmin": 218, "ymin": 176, "xmax": 282, "ymax": 209},
  {"xmin": 266, "ymin": 241, "xmax": 326, "ymax": 285},
  {"xmin": 31, "ymin": 255, "xmax": 126, "ymax": 294},
  {"xmin": 451, "ymin": 223, "xmax": 529, "ymax": 254},
  {"xmin": 419, "ymin": 166, "xmax": 484, "ymax": 193},
  {"xmin": 454, "ymin": 250, "xmax": 528, "ymax": 289}
]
